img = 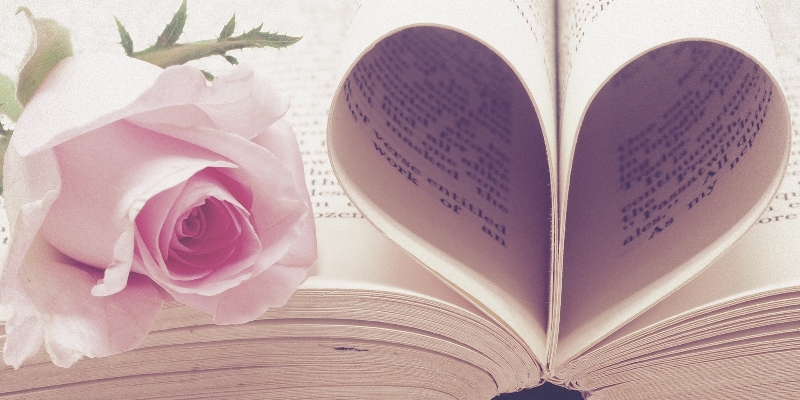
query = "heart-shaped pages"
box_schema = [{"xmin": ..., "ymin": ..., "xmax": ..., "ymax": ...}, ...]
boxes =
[{"xmin": 327, "ymin": 17, "xmax": 790, "ymax": 364}]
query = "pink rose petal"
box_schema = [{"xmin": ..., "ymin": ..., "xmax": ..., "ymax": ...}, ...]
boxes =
[
  {"xmin": 4, "ymin": 235, "xmax": 164, "ymax": 369},
  {"xmin": 136, "ymin": 169, "xmax": 262, "ymax": 295},
  {"xmin": 253, "ymin": 119, "xmax": 318, "ymax": 266},
  {"xmin": 195, "ymin": 64, "xmax": 289, "ymax": 139},
  {"xmin": 124, "ymin": 121, "xmax": 313, "ymax": 265},
  {"xmin": 211, "ymin": 264, "xmax": 309, "ymax": 325},
  {"xmin": 2, "ymin": 301, "xmax": 45, "ymax": 369},
  {"xmin": 12, "ymin": 54, "xmax": 163, "ymax": 156},
  {"xmin": 14, "ymin": 55, "xmax": 286, "ymax": 157},
  {"xmin": 1, "ymin": 145, "xmax": 61, "ymax": 368}
]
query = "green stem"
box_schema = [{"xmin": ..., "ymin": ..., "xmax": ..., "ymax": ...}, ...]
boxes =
[{"xmin": 131, "ymin": 36, "xmax": 300, "ymax": 68}]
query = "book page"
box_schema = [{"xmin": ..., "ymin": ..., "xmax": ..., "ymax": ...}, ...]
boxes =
[
  {"xmin": 567, "ymin": 0, "xmax": 800, "ymax": 354},
  {"xmin": 554, "ymin": 0, "xmax": 791, "ymax": 361},
  {"xmin": 553, "ymin": 18, "xmax": 800, "ymax": 381},
  {"xmin": 328, "ymin": 0, "xmax": 557, "ymax": 363}
]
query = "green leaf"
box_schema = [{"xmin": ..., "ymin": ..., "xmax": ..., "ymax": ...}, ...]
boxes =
[
  {"xmin": 247, "ymin": 23, "xmax": 263, "ymax": 35},
  {"xmin": 157, "ymin": 0, "xmax": 187, "ymax": 47},
  {"xmin": 0, "ymin": 74, "xmax": 22, "ymax": 122},
  {"xmin": 15, "ymin": 7, "xmax": 74, "ymax": 107},
  {"xmin": 115, "ymin": 17, "xmax": 134, "ymax": 56},
  {"xmin": 200, "ymin": 70, "xmax": 214, "ymax": 81},
  {"xmin": 218, "ymin": 14, "xmax": 235, "ymax": 41},
  {"xmin": 233, "ymin": 25, "xmax": 302, "ymax": 48},
  {"xmin": 223, "ymin": 55, "xmax": 238, "ymax": 65}
]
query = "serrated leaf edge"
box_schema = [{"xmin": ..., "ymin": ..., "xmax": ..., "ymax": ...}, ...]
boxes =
[
  {"xmin": 156, "ymin": 0, "xmax": 187, "ymax": 47},
  {"xmin": 218, "ymin": 14, "xmax": 235, "ymax": 41},
  {"xmin": 115, "ymin": 17, "xmax": 134, "ymax": 55}
]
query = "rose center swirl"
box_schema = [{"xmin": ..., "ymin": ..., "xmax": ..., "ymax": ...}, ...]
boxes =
[
  {"xmin": 180, "ymin": 206, "xmax": 207, "ymax": 238},
  {"xmin": 171, "ymin": 196, "xmax": 245, "ymax": 270}
]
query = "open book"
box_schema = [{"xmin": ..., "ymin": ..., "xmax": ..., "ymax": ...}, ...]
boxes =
[
  {"xmin": 327, "ymin": 0, "xmax": 797, "ymax": 397},
  {"xmin": 1, "ymin": 0, "xmax": 799, "ymax": 399}
]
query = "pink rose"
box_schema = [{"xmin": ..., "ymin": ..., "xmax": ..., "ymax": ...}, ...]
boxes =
[{"xmin": 0, "ymin": 54, "xmax": 317, "ymax": 368}]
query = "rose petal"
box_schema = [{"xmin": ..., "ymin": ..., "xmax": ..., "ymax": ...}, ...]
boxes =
[
  {"xmin": 195, "ymin": 64, "xmax": 289, "ymax": 139},
  {"xmin": 253, "ymin": 118, "xmax": 317, "ymax": 266},
  {"xmin": 135, "ymin": 230, "xmax": 246, "ymax": 300},
  {"xmin": 160, "ymin": 170, "xmax": 248, "ymax": 243},
  {"xmin": 1, "ymin": 143, "xmax": 61, "ymax": 368},
  {"xmin": 1, "ymin": 143, "xmax": 60, "ymax": 245},
  {"xmin": 166, "ymin": 213, "xmax": 260, "ymax": 290},
  {"xmin": 2, "ymin": 300, "xmax": 45, "ymax": 369},
  {"xmin": 171, "ymin": 199, "xmax": 242, "ymax": 268},
  {"xmin": 39, "ymin": 120, "xmax": 236, "ymax": 296},
  {"xmin": 4, "ymin": 235, "xmax": 164, "ymax": 368},
  {"xmin": 12, "ymin": 54, "xmax": 163, "ymax": 156},
  {"xmin": 128, "ymin": 121, "xmax": 315, "ymax": 285},
  {"xmin": 13, "ymin": 55, "xmax": 286, "ymax": 158},
  {"xmin": 154, "ymin": 263, "xmax": 308, "ymax": 325},
  {"xmin": 135, "ymin": 170, "xmax": 262, "ymax": 296},
  {"xmin": 211, "ymin": 264, "xmax": 308, "ymax": 325},
  {"xmin": 125, "ymin": 122, "xmax": 305, "ymax": 237},
  {"xmin": 131, "ymin": 118, "xmax": 317, "ymax": 278},
  {"xmin": 125, "ymin": 121, "xmax": 298, "ymax": 206},
  {"xmin": 121, "ymin": 65, "xmax": 288, "ymax": 140},
  {"xmin": 133, "ymin": 180, "xmax": 187, "ymax": 274}
]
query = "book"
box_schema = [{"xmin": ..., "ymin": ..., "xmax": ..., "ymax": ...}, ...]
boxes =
[
  {"xmin": 328, "ymin": 0, "xmax": 797, "ymax": 396},
  {"xmin": 1, "ymin": 0, "xmax": 799, "ymax": 399}
]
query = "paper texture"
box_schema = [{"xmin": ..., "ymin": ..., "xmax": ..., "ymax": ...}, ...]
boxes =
[{"xmin": 329, "ymin": 0, "xmax": 557, "ymax": 362}]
